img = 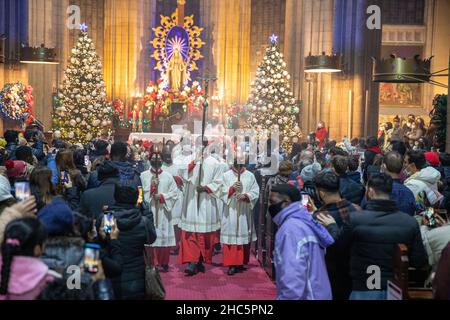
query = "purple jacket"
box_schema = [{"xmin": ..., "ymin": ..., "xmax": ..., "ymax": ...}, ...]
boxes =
[{"xmin": 273, "ymin": 202, "xmax": 334, "ymax": 300}]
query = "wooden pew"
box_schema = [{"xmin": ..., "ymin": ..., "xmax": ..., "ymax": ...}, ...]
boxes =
[{"xmin": 392, "ymin": 244, "xmax": 433, "ymax": 300}]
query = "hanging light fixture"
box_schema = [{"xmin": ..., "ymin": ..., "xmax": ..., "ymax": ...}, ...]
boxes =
[
  {"xmin": 304, "ymin": 0, "xmax": 342, "ymax": 74},
  {"xmin": 304, "ymin": 52, "xmax": 343, "ymax": 73},
  {"xmin": 0, "ymin": 35, "xmax": 5, "ymax": 63},
  {"xmin": 20, "ymin": 43, "xmax": 59, "ymax": 65},
  {"xmin": 372, "ymin": 55, "xmax": 448, "ymax": 88}
]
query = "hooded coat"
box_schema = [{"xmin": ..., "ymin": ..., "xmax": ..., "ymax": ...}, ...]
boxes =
[
  {"xmin": 273, "ymin": 202, "xmax": 334, "ymax": 300},
  {"xmin": 0, "ymin": 256, "xmax": 54, "ymax": 300},
  {"xmin": 404, "ymin": 167, "xmax": 443, "ymax": 207},
  {"xmin": 109, "ymin": 203, "xmax": 156, "ymax": 300}
]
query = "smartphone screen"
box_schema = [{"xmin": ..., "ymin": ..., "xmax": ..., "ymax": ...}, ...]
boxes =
[
  {"xmin": 84, "ymin": 243, "xmax": 101, "ymax": 274},
  {"xmin": 301, "ymin": 194, "xmax": 309, "ymax": 207},
  {"xmin": 84, "ymin": 155, "xmax": 90, "ymax": 166},
  {"xmin": 15, "ymin": 182, "xmax": 31, "ymax": 201},
  {"xmin": 61, "ymin": 171, "xmax": 69, "ymax": 184},
  {"xmin": 103, "ymin": 213, "xmax": 114, "ymax": 235},
  {"xmin": 137, "ymin": 187, "xmax": 143, "ymax": 205}
]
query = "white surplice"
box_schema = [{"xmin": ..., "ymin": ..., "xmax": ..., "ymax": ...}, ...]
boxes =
[
  {"xmin": 141, "ymin": 170, "xmax": 179, "ymax": 247},
  {"xmin": 162, "ymin": 162, "xmax": 183, "ymax": 226},
  {"xmin": 220, "ymin": 169, "xmax": 259, "ymax": 245},
  {"xmin": 179, "ymin": 155, "xmax": 224, "ymax": 233}
]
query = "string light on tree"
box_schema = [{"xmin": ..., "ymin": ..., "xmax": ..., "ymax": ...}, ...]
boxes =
[
  {"xmin": 248, "ymin": 34, "xmax": 301, "ymax": 150},
  {"xmin": 52, "ymin": 23, "xmax": 111, "ymax": 143}
]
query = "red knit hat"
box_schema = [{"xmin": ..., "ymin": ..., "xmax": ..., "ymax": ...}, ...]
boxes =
[
  {"xmin": 425, "ymin": 152, "xmax": 440, "ymax": 167},
  {"xmin": 4, "ymin": 160, "xmax": 28, "ymax": 178}
]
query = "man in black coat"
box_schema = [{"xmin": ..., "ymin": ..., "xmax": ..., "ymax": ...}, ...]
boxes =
[
  {"xmin": 314, "ymin": 171, "xmax": 362, "ymax": 300},
  {"xmin": 109, "ymin": 183, "xmax": 156, "ymax": 300},
  {"xmin": 320, "ymin": 173, "xmax": 428, "ymax": 300},
  {"xmin": 332, "ymin": 155, "xmax": 365, "ymax": 205},
  {"xmin": 79, "ymin": 161, "xmax": 119, "ymax": 219}
]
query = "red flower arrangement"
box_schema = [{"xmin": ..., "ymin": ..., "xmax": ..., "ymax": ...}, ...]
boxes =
[{"xmin": 143, "ymin": 81, "xmax": 205, "ymax": 117}]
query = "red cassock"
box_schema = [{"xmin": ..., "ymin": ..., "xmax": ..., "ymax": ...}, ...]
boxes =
[
  {"xmin": 316, "ymin": 127, "xmax": 327, "ymax": 149},
  {"xmin": 177, "ymin": 230, "xmax": 217, "ymax": 264},
  {"xmin": 222, "ymin": 244, "xmax": 251, "ymax": 267},
  {"xmin": 152, "ymin": 247, "xmax": 171, "ymax": 266}
]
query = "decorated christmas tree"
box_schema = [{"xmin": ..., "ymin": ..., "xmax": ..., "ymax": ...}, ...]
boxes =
[
  {"xmin": 248, "ymin": 35, "xmax": 301, "ymax": 150},
  {"xmin": 53, "ymin": 24, "xmax": 111, "ymax": 143}
]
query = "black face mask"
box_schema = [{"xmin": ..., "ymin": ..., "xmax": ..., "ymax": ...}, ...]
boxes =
[
  {"xmin": 150, "ymin": 159, "xmax": 163, "ymax": 170},
  {"xmin": 162, "ymin": 155, "xmax": 173, "ymax": 165},
  {"xmin": 269, "ymin": 201, "xmax": 285, "ymax": 219}
]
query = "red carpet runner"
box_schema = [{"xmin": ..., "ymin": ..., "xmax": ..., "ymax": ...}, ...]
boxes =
[{"xmin": 160, "ymin": 253, "xmax": 277, "ymax": 300}]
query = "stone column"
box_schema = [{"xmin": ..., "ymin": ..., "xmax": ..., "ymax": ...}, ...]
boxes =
[
  {"xmin": 331, "ymin": 0, "xmax": 382, "ymax": 139},
  {"xmin": 200, "ymin": 0, "xmax": 251, "ymax": 106},
  {"xmin": 27, "ymin": 0, "xmax": 70, "ymax": 131},
  {"xmin": 298, "ymin": 0, "xmax": 334, "ymax": 135}
]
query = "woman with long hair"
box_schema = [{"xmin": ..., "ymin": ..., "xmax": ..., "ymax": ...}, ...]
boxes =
[
  {"xmin": 0, "ymin": 218, "xmax": 52, "ymax": 300},
  {"xmin": 30, "ymin": 167, "xmax": 57, "ymax": 211},
  {"xmin": 55, "ymin": 150, "xmax": 87, "ymax": 210}
]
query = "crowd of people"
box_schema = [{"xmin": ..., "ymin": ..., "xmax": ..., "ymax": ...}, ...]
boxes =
[{"xmin": 0, "ymin": 115, "xmax": 449, "ymax": 301}]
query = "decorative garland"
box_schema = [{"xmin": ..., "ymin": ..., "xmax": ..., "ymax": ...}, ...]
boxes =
[
  {"xmin": 429, "ymin": 94, "xmax": 448, "ymax": 151},
  {"xmin": 0, "ymin": 82, "xmax": 34, "ymax": 121}
]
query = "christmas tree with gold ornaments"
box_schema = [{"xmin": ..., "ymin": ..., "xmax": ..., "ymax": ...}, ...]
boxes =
[
  {"xmin": 248, "ymin": 35, "xmax": 301, "ymax": 150},
  {"xmin": 53, "ymin": 24, "xmax": 111, "ymax": 144}
]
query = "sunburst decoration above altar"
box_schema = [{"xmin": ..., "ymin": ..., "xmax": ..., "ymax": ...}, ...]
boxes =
[{"xmin": 152, "ymin": 9, "xmax": 205, "ymax": 87}]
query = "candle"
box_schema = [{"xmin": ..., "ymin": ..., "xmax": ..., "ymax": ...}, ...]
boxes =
[
  {"xmin": 139, "ymin": 110, "xmax": 143, "ymax": 132},
  {"xmin": 132, "ymin": 109, "xmax": 137, "ymax": 132}
]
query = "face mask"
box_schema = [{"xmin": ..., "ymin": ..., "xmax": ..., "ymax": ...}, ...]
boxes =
[
  {"xmin": 162, "ymin": 154, "xmax": 172, "ymax": 165},
  {"xmin": 325, "ymin": 154, "xmax": 332, "ymax": 163},
  {"xmin": 402, "ymin": 166, "xmax": 412, "ymax": 178},
  {"xmin": 269, "ymin": 201, "xmax": 286, "ymax": 219},
  {"xmin": 150, "ymin": 159, "xmax": 163, "ymax": 170}
]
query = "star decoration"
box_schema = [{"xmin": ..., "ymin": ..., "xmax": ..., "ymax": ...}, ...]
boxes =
[
  {"xmin": 79, "ymin": 23, "xmax": 88, "ymax": 32},
  {"xmin": 270, "ymin": 34, "xmax": 278, "ymax": 43}
]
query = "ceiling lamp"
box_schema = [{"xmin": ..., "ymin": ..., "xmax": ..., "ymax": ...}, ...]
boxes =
[
  {"xmin": 20, "ymin": 43, "xmax": 59, "ymax": 65},
  {"xmin": 372, "ymin": 55, "xmax": 448, "ymax": 88},
  {"xmin": 305, "ymin": 52, "xmax": 343, "ymax": 73},
  {"xmin": 0, "ymin": 35, "xmax": 5, "ymax": 63}
]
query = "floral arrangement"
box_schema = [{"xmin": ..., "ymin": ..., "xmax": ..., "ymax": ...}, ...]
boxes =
[
  {"xmin": 105, "ymin": 98, "xmax": 125, "ymax": 124},
  {"xmin": 0, "ymin": 82, "xmax": 34, "ymax": 121},
  {"xmin": 226, "ymin": 103, "xmax": 251, "ymax": 129},
  {"xmin": 143, "ymin": 80, "xmax": 205, "ymax": 117}
]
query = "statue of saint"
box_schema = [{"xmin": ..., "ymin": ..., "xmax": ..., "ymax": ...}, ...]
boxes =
[{"xmin": 167, "ymin": 47, "xmax": 187, "ymax": 92}]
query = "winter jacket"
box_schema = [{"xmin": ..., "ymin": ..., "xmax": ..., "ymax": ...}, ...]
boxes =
[
  {"xmin": 0, "ymin": 256, "xmax": 55, "ymax": 300},
  {"xmin": 347, "ymin": 171, "xmax": 361, "ymax": 184},
  {"xmin": 31, "ymin": 140, "xmax": 45, "ymax": 163},
  {"xmin": 79, "ymin": 177, "xmax": 119, "ymax": 219},
  {"xmin": 101, "ymin": 239, "xmax": 124, "ymax": 280},
  {"xmin": 89, "ymin": 161, "xmax": 141, "ymax": 189},
  {"xmin": 339, "ymin": 173, "xmax": 365, "ymax": 205},
  {"xmin": 45, "ymin": 153, "xmax": 58, "ymax": 185},
  {"xmin": 41, "ymin": 236, "xmax": 85, "ymax": 274},
  {"xmin": 315, "ymin": 200, "xmax": 362, "ymax": 300},
  {"xmin": 109, "ymin": 203, "xmax": 156, "ymax": 300},
  {"xmin": 421, "ymin": 224, "xmax": 450, "ymax": 270},
  {"xmin": 273, "ymin": 202, "xmax": 334, "ymax": 300},
  {"xmin": 346, "ymin": 199, "xmax": 428, "ymax": 291},
  {"xmin": 361, "ymin": 179, "xmax": 417, "ymax": 216},
  {"xmin": 404, "ymin": 167, "xmax": 443, "ymax": 207}
]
